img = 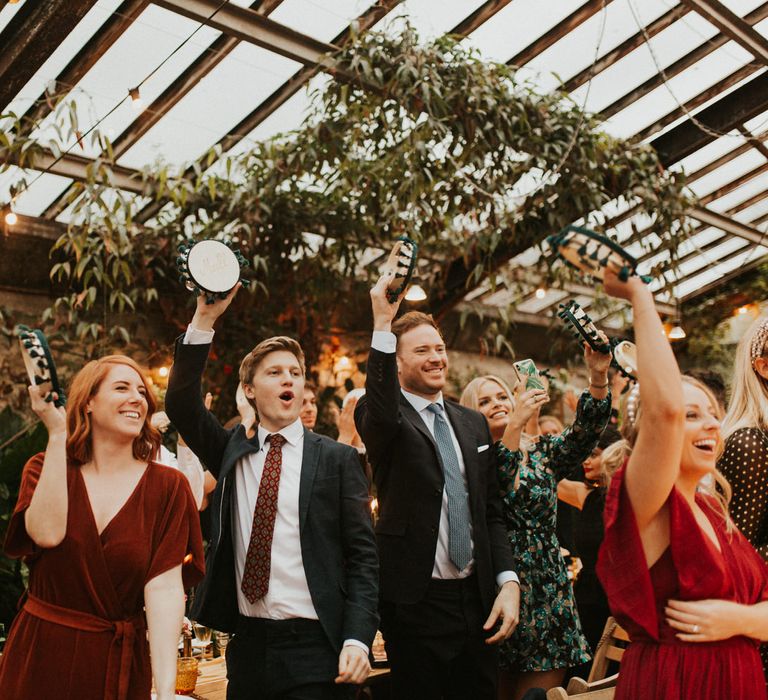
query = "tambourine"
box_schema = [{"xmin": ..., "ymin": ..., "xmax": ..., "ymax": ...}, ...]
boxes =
[
  {"xmin": 381, "ymin": 236, "xmax": 418, "ymax": 303},
  {"xmin": 612, "ymin": 340, "xmax": 637, "ymax": 381},
  {"xmin": 547, "ymin": 225, "xmax": 651, "ymax": 283},
  {"xmin": 16, "ymin": 325, "xmax": 66, "ymax": 407},
  {"xmin": 177, "ymin": 239, "xmax": 250, "ymax": 304},
  {"xmin": 557, "ymin": 300, "xmax": 611, "ymax": 354}
]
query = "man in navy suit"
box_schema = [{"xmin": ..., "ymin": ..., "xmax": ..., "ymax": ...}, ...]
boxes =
[
  {"xmin": 355, "ymin": 272, "xmax": 520, "ymax": 700},
  {"xmin": 166, "ymin": 287, "xmax": 378, "ymax": 700}
]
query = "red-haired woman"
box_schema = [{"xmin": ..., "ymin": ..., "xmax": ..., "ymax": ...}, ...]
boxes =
[{"xmin": 0, "ymin": 356, "xmax": 204, "ymax": 700}]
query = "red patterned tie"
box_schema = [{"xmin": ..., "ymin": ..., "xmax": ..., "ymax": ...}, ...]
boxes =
[{"xmin": 241, "ymin": 433, "xmax": 286, "ymax": 603}]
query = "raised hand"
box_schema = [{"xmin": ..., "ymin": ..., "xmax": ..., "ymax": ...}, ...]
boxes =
[
  {"xmin": 28, "ymin": 384, "xmax": 66, "ymax": 437},
  {"xmin": 603, "ymin": 267, "xmax": 647, "ymax": 302},
  {"xmin": 509, "ymin": 389, "xmax": 549, "ymax": 429},
  {"xmin": 584, "ymin": 330, "xmax": 612, "ymax": 376},
  {"xmin": 190, "ymin": 283, "xmax": 241, "ymax": 332},
  {"xmin": 371, "ymin": 272, "xmax": 405, "ymax": 332}
]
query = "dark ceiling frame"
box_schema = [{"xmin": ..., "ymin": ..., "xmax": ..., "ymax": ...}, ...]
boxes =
[{"xmin": 0, "ymin": 0, "xmax": 100, "ymax": 112}]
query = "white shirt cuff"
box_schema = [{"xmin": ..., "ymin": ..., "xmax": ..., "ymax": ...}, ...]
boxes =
[
  {"xmin": 343, "ymin": 639, "xmax": 369, "ymax": 655},
  {"xmin": 371, "ymin": 330, "xmax": 396, "ymax": 354},
  {"xmin": 184, "ymin": 325, "xmax": 215, "ymax": 345},
  {"xmin": 496, "ymin": 571, "xmax": 520, "ymax": 587}
]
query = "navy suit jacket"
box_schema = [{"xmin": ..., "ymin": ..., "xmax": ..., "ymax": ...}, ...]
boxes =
[{"xmin": 165, "ymin": 338, "xmax": 379, "ymax": 651}]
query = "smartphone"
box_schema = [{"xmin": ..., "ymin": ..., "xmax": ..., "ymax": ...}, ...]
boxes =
[{"xmin": 513, "ymin": 359, "xmax": 546, "ymax": 392}]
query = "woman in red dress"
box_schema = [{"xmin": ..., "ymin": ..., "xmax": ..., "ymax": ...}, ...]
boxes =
[
  {"xmin": 0, "ymin": 355, "xmax": 204, "ymax": 700},
  {"xmin": 596, "ymin": 270, "xmax": 768, "ymax": 699}
]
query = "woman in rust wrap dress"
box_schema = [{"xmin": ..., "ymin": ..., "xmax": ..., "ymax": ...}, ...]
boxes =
[
  {"xmin": 595, "ymin": 270, "xmax": 768, "ymax": 700},
  {"xmin": 0, "ymin": 355, "xmax": 204, "ymax": 700}
]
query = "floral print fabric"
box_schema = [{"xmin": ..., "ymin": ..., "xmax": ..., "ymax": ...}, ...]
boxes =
[{"xmin": 496, "ymin": 390, "xmax": 611, "ymax": 672}]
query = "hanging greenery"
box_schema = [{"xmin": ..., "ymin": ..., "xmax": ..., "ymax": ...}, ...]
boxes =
[{"xmin": 0, "ymin": 22, "xmax": 692, "ymax": 403}]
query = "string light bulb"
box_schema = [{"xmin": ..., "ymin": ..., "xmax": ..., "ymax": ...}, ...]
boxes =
[
  {"xmin": 405, "ymin": 284, "xmax": 427, "ymax": 302},
  {"xmin": 668, "ymin": 324, "xmax": 686, "ymax": 340},
  {"xmin": 5, "ymin": 211, "xmax": 18, "ymax": 226},
  {"xmin": 129, "ymin": 87, "xmax": 142, "ymax": 110},
  {"xmin": 535, "ymin": 287, "xmax": 547, "ymax": 299},
  {"xmin": 158, "ymin": 366, "xmax": 169, "ymax": 378}
]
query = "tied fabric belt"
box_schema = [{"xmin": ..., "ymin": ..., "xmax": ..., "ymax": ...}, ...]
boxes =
[{"xmin": 23, "ymin": 593, "xmax": 146, "ymax": 700}]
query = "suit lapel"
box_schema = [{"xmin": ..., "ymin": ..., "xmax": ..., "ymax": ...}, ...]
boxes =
[
  {"xmin": 299, "ymin": 429, "xmax": 321, "ymax": 531},
  {"xmin": 222, "ymin": 426, "xmax": 261, "ymax": 480}
]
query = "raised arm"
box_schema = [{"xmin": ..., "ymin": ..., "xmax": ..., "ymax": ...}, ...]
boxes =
[
  {"xmin": 165, "ymin": 287, "xmax": 239, "ymax": 477},
  {"xmin": 354, "ymin": 273, "xmax": 405, "ymax": 464},
  {"xmin": 603, "ymin": 271, "xmax": 684, "ymax": 529},
  {"xmin": 24, "ymin": 385, "xmax": 68, "ymax": 548}
]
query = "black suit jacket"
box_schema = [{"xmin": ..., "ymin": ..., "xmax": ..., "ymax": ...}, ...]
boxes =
[
  {"xmin": 354, "ymin": 347, "xmax": 515, "ymax": 613},
  {"xmin": 165, "ymin": 338, "xmax": 379, "ymax": 651}
]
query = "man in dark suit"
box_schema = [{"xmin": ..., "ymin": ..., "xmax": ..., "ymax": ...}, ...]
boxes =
[
  {"xmin": 166, "ymin": 288, "xmax": 379, "ymax": 700},
  {"xmin": 355, "ymin": 273, "xmax": 520, "ymax": 700}
]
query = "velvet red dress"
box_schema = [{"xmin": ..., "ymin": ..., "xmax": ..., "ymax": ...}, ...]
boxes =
[
  {"xmin": 597, "ymin": 465, "xmax": 768, "ymax": 699},
  {"xmin": 0, "ymin": 453, "xmax": 205, "ymax": 700}
]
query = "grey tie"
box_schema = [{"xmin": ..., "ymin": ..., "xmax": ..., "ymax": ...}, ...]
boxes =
[{"xmin": 426, "ymin": 403, "xmax": 472, "ymax": 571}]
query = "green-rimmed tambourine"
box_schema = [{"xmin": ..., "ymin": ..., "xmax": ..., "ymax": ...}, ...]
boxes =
[
  {"xmin": 16, "ymin": 325, "xmax": 66, "ymax": 407},
  {"xmin": 381, "ymin": 236, "xmax": 418, "ymax": 303},
  {"xmin": 177, "ymin": 239, "xmax": 250, "ymax": 304},
  {"xmin": 556, "ymin": 299, "xmax": 637, "ymax": 380},
  {"xmin": 557, "ymin": 300, "xmax": 611, "ymax": 354},
  {"xmin": 547, "ymin": 225, "xmax": 651, "ymax": 283}
]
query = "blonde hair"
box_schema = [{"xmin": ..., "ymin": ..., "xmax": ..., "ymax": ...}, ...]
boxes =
[
  {"xmin": 722, "ymin": 315, "xmax": 768, "ymax": 439},
  {"xmin": 459, "ymin": 375, "xmax": 535, "ymax": 455},
  {"xmin": 620, "ymin": 375, "xmax": 732, "ymax": 527}
]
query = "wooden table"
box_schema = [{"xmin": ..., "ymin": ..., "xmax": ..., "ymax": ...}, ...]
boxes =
[{"xmin": 191, "ymin": 659, "xmax": 390, "ymax": 700}]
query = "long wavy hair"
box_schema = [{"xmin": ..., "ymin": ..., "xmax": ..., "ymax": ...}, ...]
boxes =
[
  {"xmin": 722, "ymin": 315, "xmax": 768, "ymax": 439},
  {"xmin": 66, "ymin": 355, "xmax": 161, "ymax": 465},
  {"xmin": 610, "ymin": 376, "xmax": 732, "ymax": 527},
  {"xmin": 460, "ymin": 375, "xmax": 535, "ymax": 456}
]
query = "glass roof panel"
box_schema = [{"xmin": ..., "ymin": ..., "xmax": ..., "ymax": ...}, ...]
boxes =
[
  {"xmin": 675, "ymin": 246, "xmax": 768, "ymax": 297},
  {"xmin": 0, "ymin": 168, "xmax": 72, "ymax": 217},
  {"xmin": 516, "ymin": 288, "xmax": 568, "ymax": 314},
  {"xmin": 4, "ymin": 0, "xmax": 126, "ymax": 116},
  {"xmin": 719, "ymin": 0, "xmax": 768, "ymax": 14},
  {"xmin": 687, "ymin": 148, "xmax": 766, "ymax": 198},
  {"xmin": 460, "ymin": 0, "xmax": 583, "ymax": 66},
  {"xmin": 118, "ymin": 42, "xmax": 304, "ymax": 169},
  {"xmin": 707, "ymin": 175, "xmax": 768, "ymax": 212},
  {"xmin": 594, "ymin": 42, "xmax": 755, "ymax": 140},
  {"xmin": 375, "ymin": 0, "xmax": 499, "ymax": 42},
  {"xmin": 735, "ymin": 198, "xmax": 768, "ymax": 224},
  {"xmin": 269, "ymin": 0, "xmax": 374, "ymax": 41},
  {"xmin": 743, "ymin": 105, "xmax": 768, "ymax": 134},
  {"xmin": 29, "ymin": 5, "xmax": 223, "ymax": 162},
  {"xmin": 503, "ymin": 0, "xmax": 675, "ymax": 95},
  {"xmin": 671, "ymin": 130, "xmax": 744, "ymax": 176}
]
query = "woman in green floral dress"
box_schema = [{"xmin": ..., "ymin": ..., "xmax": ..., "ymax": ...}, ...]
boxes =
[{"xmin": 460, "ymin": 343, "xmax": 611, "ymax": 699}]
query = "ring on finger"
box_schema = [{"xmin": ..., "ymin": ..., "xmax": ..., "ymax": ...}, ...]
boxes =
[{"xmin": 692, "ymin": 624, "xmax": 700, "ymax": 634}]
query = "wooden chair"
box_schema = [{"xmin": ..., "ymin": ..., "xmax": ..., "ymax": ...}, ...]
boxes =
[
  {"xmin": 586, "ymin": 617, "xmax": 629, "ymax": 683},
  {"xmin": 566, "ymin": 672, "xmax": 619, "ymax": 694},
  {"xmin": 547, "ymin": 686, "xmax": 616, "ymax": 700}
]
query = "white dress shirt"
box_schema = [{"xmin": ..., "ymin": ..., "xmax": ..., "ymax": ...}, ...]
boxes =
[
  {"xmin": 371, "ymin": 331, "xmax": 519, "ymax": 588},
  {"xmin": 183, "ymin": 326, "xmax": 368, "ymax": 651}
]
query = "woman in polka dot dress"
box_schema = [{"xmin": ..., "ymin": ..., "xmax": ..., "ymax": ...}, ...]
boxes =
[{"xmin": 721, "ymin": 315, "xmax": 768, "ymax": 676}]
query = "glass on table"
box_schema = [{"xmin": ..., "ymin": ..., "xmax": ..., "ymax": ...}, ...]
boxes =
[
  {"xmin": 216, "ymin": 631, "xmax": 230, "ymax": 657},
  {"xmin": 175, "ymin": 656, "xmax": 199, "ymax": 695},
  {"xmin": 193, "ymin": 622, "xmax": 212, "ymax": 643}
]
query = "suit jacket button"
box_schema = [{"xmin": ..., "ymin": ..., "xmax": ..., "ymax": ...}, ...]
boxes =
[{"xmin": 433, "ymin": 488, "xmax": 441, "ymax": 496}]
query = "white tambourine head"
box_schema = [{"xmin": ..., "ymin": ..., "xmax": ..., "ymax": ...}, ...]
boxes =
[
  {"xmin": 187, "ymin": 240, "xmax": 241, "ymax": 294},
  {"xmin": 613, "ymin": 340, "xmax": 637, "ymax": 374}
]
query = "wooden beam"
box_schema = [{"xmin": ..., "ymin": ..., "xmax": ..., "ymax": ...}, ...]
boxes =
[
  {"xmin": 699, "ymin": 161, "xmax": 768, "ymax": 205},
  {"xmin": 153, "ymin": 0, "xmax": 339, "ymax": 68},
  {"xmin": 685, "ymin": 128, "xmax": 768, "ymax": 183},
  {"xmin": 449, "ymin": 0, "xmax": 515, "ymax": 37},
  {"xmin": 43, "ymin": 0, "xmax": 284, "ymax": 219},
  {"xmin": 688, "ymin": 204, "xmax": 768, "ymax": 245},
  {"xmin": 2, "ymin": 213, "xmax": 66, "ymax": 240},
  {"xmin": 682, "ymin": 0, "xmax": 768, "ymax": 64},
  {"xmin": 599, "ymin": 3, "xmax": 768, "ymax": 122},
  {"xmin": 561, "ymin": 4, "xmax": 691, "ymax": 93},
  {"xmin": 0, "ymin": 0, "xmax": 99, "ymax": 112},
  {"xmin": 5, "ymin": 149, "xmax": 145, "ymax": 194},
  {"xmin": 506, "ymin": 0, "xmax": 615, "ymax": 68},
  {"xmin": 737, "ymin": 124, "xmax": 768, "ymax": 161},
  {"xmin": 21, "ymin": 0, "xmax": 149, "ymax": 132},
  {"xmin": 632, "ymin": 62, "xmax": 762, "ymax": 144},
  {"xmin": 134, "ymin": 0, "xmax": 406, "ymax": 223},
  {"xmin": 651, "ymin": 71, "xmax": 768, "ymax": 166}
]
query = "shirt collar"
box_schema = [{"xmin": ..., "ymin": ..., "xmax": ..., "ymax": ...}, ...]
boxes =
[
  {"xmin": 401, "ymin": 388, "xmax": 444, "ymax": 414},
  {"xmin": 257, "ymin": 417, "xmax": 304, "ymax": 449}
]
